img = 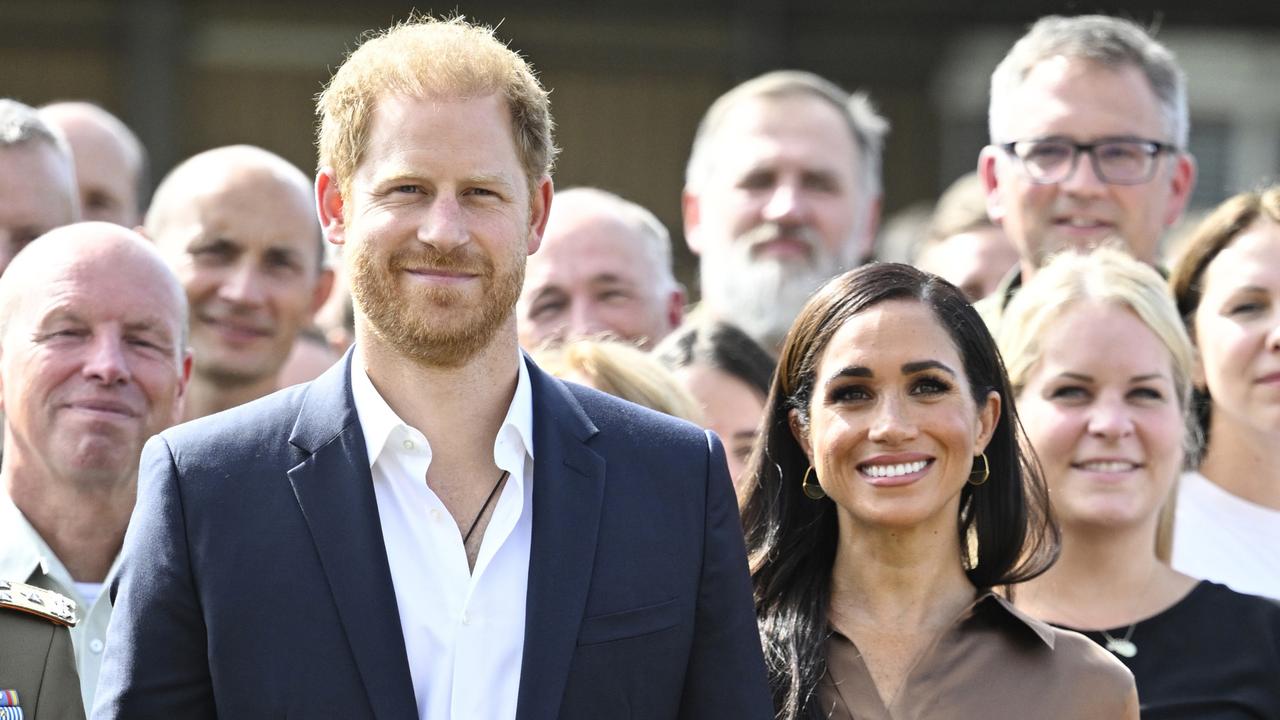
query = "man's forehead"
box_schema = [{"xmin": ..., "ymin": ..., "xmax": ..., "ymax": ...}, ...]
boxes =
[
  {"xmin": 1003, "ymin": 57, "xmax": 1166, "ymax": 141},
  {"xmin": 17, "ymin": 259, "xmax": 181, "ymax": 327},
  {"xmin": 708, "ymin": 96, "xmax": 858, "ymax": 176},
  {"xmin": 0, "ymin": 142, "xmax": 75, "ymax": 193},
  {"xmin": 179, "ymin": 178, "xmax": 319, "ymax": 253},
  {"xmin": 531, "ymin": 221, "xmax": 651, "ymax": 281},
  {"xmin": 0, "ymin": 144, "xmax": 77, "ymax": 224}
]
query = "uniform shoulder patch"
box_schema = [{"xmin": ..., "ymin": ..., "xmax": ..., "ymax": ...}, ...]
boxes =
[{"xmin": 0, "ymin": 580, "xmax": 77, "ymax": 627}]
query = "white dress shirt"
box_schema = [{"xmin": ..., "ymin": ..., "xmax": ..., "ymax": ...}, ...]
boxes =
[{"xmin": 352, "ymin": 351, "xmax": 534, "ymax": 720}]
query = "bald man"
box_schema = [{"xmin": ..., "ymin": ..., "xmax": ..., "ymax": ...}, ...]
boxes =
[
  {"xmin": 0, "ymin": 223, "xmax": 190, "ymax": 712},
  {"xmin": 0, "ymin": 99, "xmax": 79, "ymax": 275},
  {"xmin": 147, "ymin": 145, "xmax": 334, "ymax": 421},
  {"xmin": 517, "ymin": 187, "xmax": 684, "ymax": 350},
  {"xmin": 39, "ymin": 102, "xmax": 147, "ymax": 227}
]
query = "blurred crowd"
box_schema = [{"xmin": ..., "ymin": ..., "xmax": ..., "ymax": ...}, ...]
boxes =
[{"xmin": 0, "ymin": 11, "xmax": 1278, "ymax": 720}]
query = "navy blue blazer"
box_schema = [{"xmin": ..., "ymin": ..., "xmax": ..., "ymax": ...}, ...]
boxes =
[{"xmin": 93, "ymin": 352, "xmax": 771, "ymax": 719}]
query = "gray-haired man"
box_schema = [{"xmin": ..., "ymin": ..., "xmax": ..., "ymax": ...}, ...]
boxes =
[
  {"xmin": 976, "ymin": 15, "xmax": 1196, "ymax": 326},
  {"xmin": 681, "ymin": 71, "xmax": 888, "ymax": 353}
]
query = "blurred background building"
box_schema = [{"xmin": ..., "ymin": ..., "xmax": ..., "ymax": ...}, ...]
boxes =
[{"xmin": 4, "ymin": 0, "xmax": 1278, "ymax": 288}]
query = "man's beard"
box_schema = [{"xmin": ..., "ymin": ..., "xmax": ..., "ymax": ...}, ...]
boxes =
[
  {"xmin": 348, "ymin": 239, "xmax": 525, "ymax": 369},
  {"xmin": 700, "ymin": 222, "xmax": 854, "ymax": 351}
]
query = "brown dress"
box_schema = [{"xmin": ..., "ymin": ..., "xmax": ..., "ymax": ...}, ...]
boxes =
[{"xmin": 817, "ymin": 591, "xmax": 1135, "ymax": 719}]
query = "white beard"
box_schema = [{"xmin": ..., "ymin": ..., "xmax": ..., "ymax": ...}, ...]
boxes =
[{"xmin": 700, "ymin": 222, "xmax": 855, "ymax": 352}]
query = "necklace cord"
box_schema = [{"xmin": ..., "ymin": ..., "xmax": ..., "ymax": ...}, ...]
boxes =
[{"xmin": 463, "ymin": 469, "xmax": 510, "ymax": 545}]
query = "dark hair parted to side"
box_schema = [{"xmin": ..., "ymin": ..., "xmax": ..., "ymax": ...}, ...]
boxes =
[
  {"xmin": 654, "ymin": 319, "xmax": 776, "ymax": 399},
  {"xmin": 739, "ymin": 262, "xmax": 1059, "ymax": 720}
]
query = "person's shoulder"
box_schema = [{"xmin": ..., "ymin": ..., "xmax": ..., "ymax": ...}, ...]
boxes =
[
  {"xmin": 0, "ymin": 582, "xmax": 85, "ymax": 720},
  {"xmin": 162, "ymin": 381, "xmax": 315, "ymax": 451},
  {"xmin": 1046, "ymin": 624, "xmax": 1135, "ymax": 694},
  {"xmin": 0, "ymin": 580, "xmax": 78, "ymax": 629},
  {"xmin": 562, "ymin": 379, "xmax": 709, "ymax": 449},
  {"xmin": 1185, "ymin": 580, "xmax": 1280, "ymax": 630},
  {"xmin": 973, "ymin": 266, "xmax": 1022, "ymax": 334},
  {"xmin": 149, "ymin": 380, "xmax": 329, "ymax": 485}
]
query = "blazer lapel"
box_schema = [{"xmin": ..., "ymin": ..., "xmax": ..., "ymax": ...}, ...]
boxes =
[
  {"xmin": 287, "ymin": 350, "xmax": 418, "ymax": 720},
  {"xmin": 516, "ymin": 360, "xmax": 606, "ymax": 720}
]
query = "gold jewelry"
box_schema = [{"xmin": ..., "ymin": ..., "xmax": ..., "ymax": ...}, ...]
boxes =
[
  {"xmin": 801, "ymin": 466, "xmax": 826, "ymax": 499},
  {"xmin": 968, "ymin": 452, "xmax": 990, "ymax": 485}
]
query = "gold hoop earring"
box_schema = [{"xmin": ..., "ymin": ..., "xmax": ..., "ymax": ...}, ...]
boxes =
[
  {"xmin": 968, "ymin": 452, "xmax": 990, "ymax": 486},
  {"xmin": 802, "ymin": 466, "xmax": 826, "ymax": 499}
]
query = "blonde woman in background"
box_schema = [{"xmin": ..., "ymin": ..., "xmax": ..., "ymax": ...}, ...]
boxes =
[
  {"xmin": 999, "ymin": 247, "xmax": 1280, "ymax": 716},
  {"xmin": 1169, "ymin": 186, "xmax": 1280, "ymax": 600},
  {"xmin": 533, "ymin": 338, "xmax": 703, "ymax": 423}
]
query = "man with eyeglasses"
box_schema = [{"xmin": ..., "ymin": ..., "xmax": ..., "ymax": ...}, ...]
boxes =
[{"xmin": 976, "ymin": 14, "xmax": 1196, "ymax": 328}]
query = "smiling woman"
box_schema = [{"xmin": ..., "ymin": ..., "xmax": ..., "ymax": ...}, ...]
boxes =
[
  {"xmin": 1169, "ymin": 186, "xmax": 1280, "ymax": 601},
  {"xmin": 999, "ymin": 247, "xmax": 1280, "ymax": 717},
  {"xmin": 741, "ymin": 262, "xmax": 1135, "ymax": 720}
]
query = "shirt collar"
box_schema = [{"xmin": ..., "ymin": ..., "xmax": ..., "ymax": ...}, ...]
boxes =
[
  {"xmin": 971, "ymin": 589, "xmax": 1057, "ymax": 649},
  {"xmin": 350, "ymin": 347, "xmax": 535, "ymax": 473},
  {"xmin": 0, "ymin": 495, "xmax": 45, "ymax": 582}
]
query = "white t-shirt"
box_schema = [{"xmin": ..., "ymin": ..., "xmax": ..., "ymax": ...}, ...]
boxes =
[{"xmin": 1172, "ymin": 470, "xmax": 1280, "ymax": 600}]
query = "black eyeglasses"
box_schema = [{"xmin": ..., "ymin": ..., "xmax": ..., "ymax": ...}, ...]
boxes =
[{"xmin": 1000, "ymin": 137, "xmax": 1178, "ymax": 185}]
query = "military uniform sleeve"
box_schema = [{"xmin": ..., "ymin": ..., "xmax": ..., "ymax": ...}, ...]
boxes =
[
  {"xmin": 37, "ymin": 623, "xmax": 87, "ymax": 720},
  {"xmin": 0, "ymin": 585, "xmax": 85, "ymax": 720},
  {"xmin": 92, "ymin": 435, "xmax": 215, "ymax": 720}
]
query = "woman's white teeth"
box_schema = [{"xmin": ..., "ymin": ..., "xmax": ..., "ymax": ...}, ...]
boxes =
[
  {"xmin": 1079, "ymin": 461, "xmax": 1137, "ymax": 472},
  {"xmin": 862, "ymin": 460, "xmax": 927, "ymax": 478}
]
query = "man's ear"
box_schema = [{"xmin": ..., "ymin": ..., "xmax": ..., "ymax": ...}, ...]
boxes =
[
  {"xmin": 682, "ymin": 189, "xmax": 704, "ymax": 256},
  {"xmin": 316, "ymin": 168, "xmax": 347, "ymax": 246},
  {"xmin": 788, "ymin": 408, "xmax": 813, "ymax": 462},
  {"xmin": 665, "ymin": 285, "xmax": 687, "ymax": 331},
  {"xmin": 171, "ymin": 349, "xmax": 194, "ymax": 424},
  {"xmin": 527, "ymin": 176, "xmax": 554, "ymax": 256},
  {"xmin": 860, "ymin": 193, "xmax": 884, "ymax": 263},
  {"xmin": 310, "ymin": 268, "xmax": 336, "ymax": 316},
  {"xmin": 977, "ymin": 147, "xmax": 1006, "ymax": 226},
  {"xmin": 1163, "ymin": 154, "xmax": 1198, "ymax": 228}
]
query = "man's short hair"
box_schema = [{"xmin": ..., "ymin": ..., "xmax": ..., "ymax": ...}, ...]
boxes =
[
  {"xmin": 988, "ymin": 15, "xmax": 1188, "ymax": 147},
  {"xmin": 316, "ymin": 15, "xmax": 558, "ymax": 199},
  {"xmin": 39, "ymin": 100, "xmax": 150, "ymax": 215},
  {"xmin": 0, "ymin": 99, "xmax": 70, "ymax": 156},
  {"xmin": 684, "ymin": 70, "xmax": 888, "ymax": 200},
  {"xmin": 554, "ymin": 187, "xmax": 679, "ymax": 294},
  {"xmin": 147, "ymin": 144, "xmax": 326, "ymax": 273}
]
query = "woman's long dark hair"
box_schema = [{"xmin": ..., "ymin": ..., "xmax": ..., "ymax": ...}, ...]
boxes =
[{"xmin": 739, "ymin": 263, "xmax": 1059, "ymax": 720}]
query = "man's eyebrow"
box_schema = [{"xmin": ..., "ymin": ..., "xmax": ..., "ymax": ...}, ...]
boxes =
[
  {"xmin": 529, "ymin": 285, "xmax": 567, "ymax": 303},
  {"xmin": 124, "ymin": 319, "xmax": 178, "ymax": 340},
  {"xmin": 589, "ymin": 273, "xmax": 635, "ymax": 286},
  {"xmin": 467, "ymin": 173, "xmax": 515, "ymax": 187},
  {"xmin": 264, "ymin": 246, "xmax": 304, "ymax": 261}
]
